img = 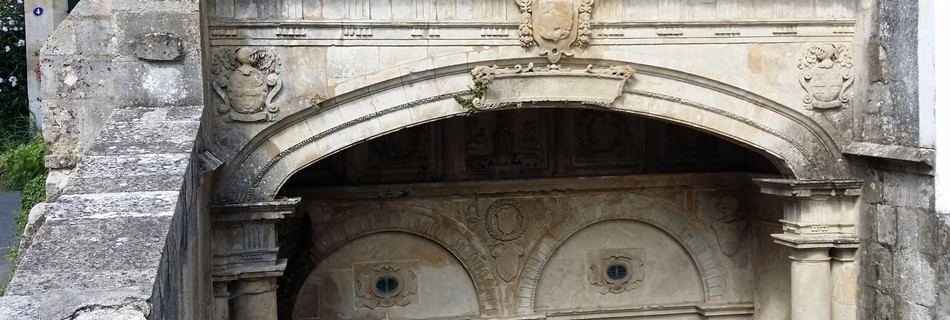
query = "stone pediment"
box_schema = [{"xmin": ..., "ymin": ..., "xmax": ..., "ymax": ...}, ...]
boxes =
[{"xmin": 469, "ymin": 63, "xmax": 636, "ymax": 110}]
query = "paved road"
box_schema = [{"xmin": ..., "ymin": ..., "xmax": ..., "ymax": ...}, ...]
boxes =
[{"xmin": 0, "ymin": 192, "xmax": 19, "ymax": 283}]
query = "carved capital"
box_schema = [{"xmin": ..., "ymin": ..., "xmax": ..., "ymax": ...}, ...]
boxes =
[
  {"xmin": 755, "ymin": 179, "xmax": 863, "ymax": 248},
  {"xmin": 211, "ymin": 198, "xmax": 300, "ymax": 279}
]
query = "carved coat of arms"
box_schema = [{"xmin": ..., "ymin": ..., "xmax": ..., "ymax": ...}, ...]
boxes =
[
  {"xmin": 797, "ymin": 43, "xmax": 854, "ymax": 110},
  {"xmin": 516, "ymin": 0, "xmax": 593, "ymax": 63},
  {"xmin": 212, "ymin": 47, "xmax": 283, "ymax": 122}
]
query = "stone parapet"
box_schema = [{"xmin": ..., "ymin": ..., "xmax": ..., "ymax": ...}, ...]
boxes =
[{"xmin": 0, "ymin": 0, "xmax": 207, "ymax": 318}]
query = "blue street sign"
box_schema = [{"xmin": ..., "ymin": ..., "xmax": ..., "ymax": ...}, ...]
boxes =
[{"xmin": 33, "ymin": 7, "xmax": 44, "ymax": 16}]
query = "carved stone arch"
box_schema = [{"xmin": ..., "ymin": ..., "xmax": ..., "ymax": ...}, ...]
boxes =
[
  {"xmin": 515, "ymin": 192, "xmax": 728, "ymax": 314},
  {"xmin": 287, "ymin": 207, "xmax": 504, "ymax": 317},
  {"xmin": 214, "ymin": 58, "xmax": 850, "ymax": 204}
]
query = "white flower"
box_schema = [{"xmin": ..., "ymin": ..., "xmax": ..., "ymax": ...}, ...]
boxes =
[
  {"xmin": 8, "ymin": 76, "xmax": 16, "ymax": 83},
  {"xmin": 2, "ymin": 27, "xmax": 8, "ymax": 32},
  {"xmin": 11, "ymin": 82, "xmax": 17, "ymax": 87},
  {"xmin": 3, "ymin": 46, "xmax": 9, "ymax": 52},
  {"xmin": 16, "ymin": 39, "xmax": 23, "ymax": 46}
]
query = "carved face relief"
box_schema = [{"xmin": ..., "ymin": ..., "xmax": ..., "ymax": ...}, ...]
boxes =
[
  {"xmin": 211, "ymin": 47, "xmax": 283, "ymax": 122},
  {"xmin": 797, "ymin": 43, "xmax": 854, "ymax": 110},
  {"xmin": 517, "ymin": 0, "xmax": 594, "ymax": 63}
]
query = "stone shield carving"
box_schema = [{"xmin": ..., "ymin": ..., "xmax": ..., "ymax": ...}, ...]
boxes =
[
  {"xmin": 212, "ymin": 47, "xmax": 283, "ymax": 122},
  {"xmin": 354, "ymin": 261, "xmax": 419, "ymax": 309},
  {"xmin": 588, "ymin": 249, "xmax": 646, "ymax": 295},
  {"xmin": 516, "ymin": 0, "xmax": 594, "ymax": 63},
  {"xmin": 797, "ymin": 43, "xmax": 854, "ymax": 110},
  {"xmin": 486, "ymin": 200, "xmax": 528, "ymax": 282},
  {"xmin": 709, "ymin": 192, "xmax": 748, "ymax": 257}
]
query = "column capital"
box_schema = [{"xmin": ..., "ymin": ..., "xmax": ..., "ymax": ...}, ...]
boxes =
[
  {"xmin": 754, "ymin": 179, "xmax": 863, "ymax": 249},
  {"xmin": 211, "ymin": 198, "xmax": 301, "ymax": 281}
]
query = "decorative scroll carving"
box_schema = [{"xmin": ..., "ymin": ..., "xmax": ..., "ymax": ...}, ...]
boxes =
[
  {"xmin": 515, "ymin": 0, "xmax": 594, "ymax": 63},
  {"xmin": 797, "ymin": 43, "xmax": 854, "ymax": 109},
  {"xmin": 354, "ymin": 261, "xmax": 418, "ymax": 309},
  {"xmin": 588, "ymin": 249, "xmax": 646, "ymax": 295},
  {"xmin": 212, "ymin": 47, "xmax": 283, "ymax": 122},
  {"xmin": 470, "ymin": 63, "xmax": 635, "ymax": 111},
  {"xmin": 709, "ymin": 192, "xmax": 748, "ymax": 257}
]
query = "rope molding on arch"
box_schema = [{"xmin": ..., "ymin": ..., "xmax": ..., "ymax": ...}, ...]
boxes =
[
  {"xmin": 623, "ymin": 88, "xmax": 821, "ymax": 176},
  {"xmin": 242, "ymin": 91, "xmax": 466, "ymax": 202}
]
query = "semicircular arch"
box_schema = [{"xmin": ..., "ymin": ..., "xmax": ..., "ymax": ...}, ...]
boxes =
[
  {"xmin": 516, "ymin": 192, "xmax": 728, "ymax": 314},
  {"xmin": 284, "ymin": 207, "xmax": 504, "ymax": 316},
  {"xmin": 214, "ymin": 58, "xmax": 849, "ymax": 204}
]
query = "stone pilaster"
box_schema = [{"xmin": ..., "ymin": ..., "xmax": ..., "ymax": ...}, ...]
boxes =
[
  {"xmin": 211, "ymin": 198, "xmax": 300, "ymax": 320},
  {"xmin": 755, "ymin": 179, "xmax": 862, "ymax": 320}
]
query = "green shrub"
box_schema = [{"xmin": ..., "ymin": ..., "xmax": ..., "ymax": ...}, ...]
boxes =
[
  {"xmin": 0, "ymin": 137, "xmax": 46, "ymax": 192},
  {"xmin": 0, "ymin": 0, "xmax": 30, "ymax": 153}
]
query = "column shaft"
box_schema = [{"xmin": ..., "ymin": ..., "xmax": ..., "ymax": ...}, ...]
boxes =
[
  {"xmin": 230, "ymin": 277, "xmax": 279, "ymax": 320},
  {"xmin": 790, "ymin": 248, "xmax": 832, "ymax": 320},
  {"xmin": 831, "ymin": 248, "xmax": 858, "ymax": 320}
]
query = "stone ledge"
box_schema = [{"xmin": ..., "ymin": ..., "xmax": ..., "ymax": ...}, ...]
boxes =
[{"xmin": 842, "ymin": 142, "xmax": 935, "ymax": 168}]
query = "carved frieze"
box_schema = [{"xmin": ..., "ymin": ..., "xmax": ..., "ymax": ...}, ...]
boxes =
[
  {"xmin": 516, "ymin": 0, "xmax": 594, "ymax": 63},
  {"xmin": 212, "ymin": 47, "xmax": 283, "ymax": 122},
  {"xmin": 465, "ymin": 112, "xmax": 550, "ymax": 180},
  {"xmin": 797, "ymin": 43, "xmax": 854, "ymax": 110},
  {"xmin": 588, "ymin": 249, "xmax": 646, "ymax": 295},
  {"xmin": 354, "ymin": 261, "xmax": 419, "ymax": 309}
]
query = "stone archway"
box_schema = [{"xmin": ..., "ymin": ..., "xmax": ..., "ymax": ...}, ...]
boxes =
[
  {"xmin": 285, "ymin": 207, "xmax": 504, "ymax": 316},
  {"xmin": 515, "ymin": 192, "xmax": 727, "ymax": 314},
  {"xmin": 213, "ymin": 58, "xmax": 850, "ymax": 205}
]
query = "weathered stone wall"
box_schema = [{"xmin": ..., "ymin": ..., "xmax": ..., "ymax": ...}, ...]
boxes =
[
  {"xmin": 850, "ymin": 0, "xmax": 949, "ymax": 318},
  {"xmin": 0, "ymin": 0, "xmax": 210, "ymax": 319}
]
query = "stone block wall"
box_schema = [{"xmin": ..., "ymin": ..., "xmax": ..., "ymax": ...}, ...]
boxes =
[{"xmin": 852, "ymin": 0, "xmax": 949, "ymax": 318}]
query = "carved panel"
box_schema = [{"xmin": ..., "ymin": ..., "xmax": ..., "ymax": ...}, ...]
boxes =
[
  {"xmin": 587, "ymin": 249, "xmax": 646, "ymax": 295},
  {"xmin": 464, "ymin": 111, "xmax": 553, "ymax": 180},
  {"xmin": 354, "ymin": 261, "xmax": 419, "ymax": 309},
  {"xmin": 797, "ymin": 43, "xmax": 854, "ymax": 110},
  {"xmin": 560, "ymin": 109, "xmax": 646, "ymax": 175},
  {"xmin": 211, "ymin": 47, "xmax": 283, "ymax": 122},
  {"xmin": 357, "ymin": 125, "xmax": 443, "ymax": 183}
]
